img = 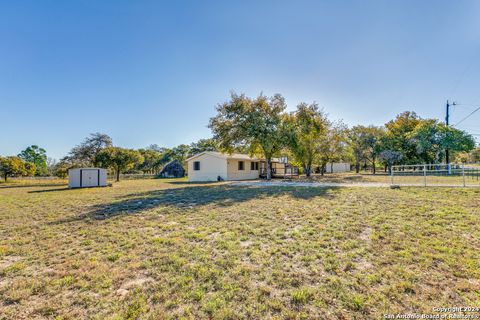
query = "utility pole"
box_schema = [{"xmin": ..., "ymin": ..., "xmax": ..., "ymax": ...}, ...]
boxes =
[
  {"xmin": 445, "ymin": 100, "xmax": 454, "ymax": 174},
  {"xmin": 445, "ymin": 100, "xmax": 450, "ymax": 165}
]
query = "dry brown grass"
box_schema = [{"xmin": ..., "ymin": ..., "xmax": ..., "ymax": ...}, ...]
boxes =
[
  {"xmin": 297, "ymin": 172, "xmax": 391, "ymax": 184},
  {"xmin": 1, "ymin": 178, "xmax": 479, "ymax": 319}
]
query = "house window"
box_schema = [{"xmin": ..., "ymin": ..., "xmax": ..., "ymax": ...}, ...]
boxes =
[
  {"xmin": 250, "ymin": 162, "xmax": 259, "ymax": 170},
  {"xmin": 193, "ymin": 161, "xmax": 200, "ymax": 170},
  {"xmin": 238, "ymin": 161, "xmax": 244, "ymax": 170}
]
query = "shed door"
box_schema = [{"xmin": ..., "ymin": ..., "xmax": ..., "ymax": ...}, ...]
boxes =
[{"xmin": 81, "ymin": 169, "xmax": 99, "ymax": 187}]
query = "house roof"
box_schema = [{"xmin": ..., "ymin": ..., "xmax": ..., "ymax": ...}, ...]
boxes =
[{"xmin": 185, "ymin": 151, "xmax": 263, "ymax": 162}]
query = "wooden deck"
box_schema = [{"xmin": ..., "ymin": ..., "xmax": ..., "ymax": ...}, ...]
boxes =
[{"xmin": 260, "ymin": 166, "xmax": 299, "ymax": 179}]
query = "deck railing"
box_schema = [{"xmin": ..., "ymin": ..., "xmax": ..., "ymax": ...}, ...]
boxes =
[{"xmin": 260, "ymin": 166, "xmax": 299, "ymax": 178}]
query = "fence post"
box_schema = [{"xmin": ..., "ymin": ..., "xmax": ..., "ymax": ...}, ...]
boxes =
[
  {"xmin": 462, "ymin": 163, "xmax": 466, "ymax": 187},
  {"xmin": 423, "ymin": 164, "xmax": 427, "ymax": 187}
]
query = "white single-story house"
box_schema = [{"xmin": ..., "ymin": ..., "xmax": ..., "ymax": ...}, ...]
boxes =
[
  {"xmin": 186, "ymin": 151, "xmax": 349, "ymax": 181},
  {"xmin": 186, "ymin": 151, "xmax": 263, "ymax": 182}
]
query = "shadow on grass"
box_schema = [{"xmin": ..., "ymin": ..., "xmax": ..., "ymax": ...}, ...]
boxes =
[
  {"xmin": 28, "ymin": 187, "xmax": 71, "ymax": 193},
  {"xmin": 85, "ymin": 184, "xmax": 337, "ymax": 220},
  {"xmin": 0, "ymin": 182, "xmax": 67, "ymax": 189},
  {"xmin": 48, "ymin": 213, "xmax": 91, "ymax": 225},
  {"xmin": 342, "ymin": 175, "xmax": 364, "ymax": 181},
  {"xmin": 165, "ymin": 181, "xmax": 226, "ymax": 185}
]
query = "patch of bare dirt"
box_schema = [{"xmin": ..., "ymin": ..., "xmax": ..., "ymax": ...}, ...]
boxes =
[
  {"xmin": 359, "ymin": 227, "xmax": 372, "ymax": 243},
  {"xmin": 116, "ymin": 277, "xmax": 154, "ymax": 297},
  {"xmin": 0, "ymin": 255, "xmax": 22, "ymax": 269}
]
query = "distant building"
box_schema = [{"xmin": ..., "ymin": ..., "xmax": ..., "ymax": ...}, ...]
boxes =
[
  {"xmin": 325, "ymin": 163, "xmax": 351, "ymax": 173},
  {"xmin": 158, "ymin": 159, "xmax": 185, "ymax": 178}
]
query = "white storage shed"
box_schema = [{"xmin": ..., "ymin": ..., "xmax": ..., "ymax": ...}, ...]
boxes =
[
  {"xmin": 325, "ymin": 163, "xmax": 351, "ymax": 173},
  {"xmin": 68, "ymin": 168, "xmax": 108, "ymax": 188}
]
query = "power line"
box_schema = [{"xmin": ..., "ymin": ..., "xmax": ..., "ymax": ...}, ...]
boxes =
[
  {"xmin": 455, "ymin": 125, "xmax": 479, "ymax": 129},
  {"xmin": 453, "ymin": 104, "xmax": 480, "ymax": 111},
  {"xmin": 455, "ymin": 103, "xmax": 480, "ymax": 106},
  {"xmin": 448, "ymin": 48, "xmax": 480, "ymax": 97},
  {"xmin": 453, "ymin": 106, "xmax": 480, "ymax": 126}
]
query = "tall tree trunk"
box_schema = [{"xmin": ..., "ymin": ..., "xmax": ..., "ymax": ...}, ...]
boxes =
[
  {"xmin": 372, "ymin": 156, "xmax": 376, "ymax": 174},
  {"xmin": 330, "ymin": 162, "xmax": 333, "ymax": 173},
  {"xmin": 266, "ymin": 158, "xmax": 272, "ymax": 180},
  {"xmin": 304, "ymin": 161, "xmax": 312, "ymax": 177},
  {"xmin": 355, "ymin": 154, "xmax": 361, "ymax": 173},
  {"xmin": 116, "ymin": 170, "xmax": 120, "ymax": 182},
  {"xmin": 4, "ymin": 174, "xmax": 7, "ymax": 182}
]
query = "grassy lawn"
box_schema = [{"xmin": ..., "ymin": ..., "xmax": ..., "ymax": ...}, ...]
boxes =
[
  {"xmin": 298, "ymin": 172, "xmax": 391, "ymax": 184},
  {"xmin": 1, "ymin": 179, "xmax": 479, "ymax": 319}
]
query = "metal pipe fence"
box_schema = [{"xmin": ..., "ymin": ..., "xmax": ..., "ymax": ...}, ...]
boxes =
[{"xmin": 391, "ymin": 163, "xmax": 480, "ymax": 187}]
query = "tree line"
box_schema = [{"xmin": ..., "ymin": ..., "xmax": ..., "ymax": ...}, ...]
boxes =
[
  {"xmin": 1, "ymin": 92, "xmax": 477, "ymax": 181},
  {"xmin": 0, "ymin": 133, "xmax": 219, "ymax": 181},
  {"xmin": 209, "ymin": 93, "xmax": 476, "ymax": 178},
  {"xmin": 51, "ymin": 134, "xmax": 219, "ymax": 181}
]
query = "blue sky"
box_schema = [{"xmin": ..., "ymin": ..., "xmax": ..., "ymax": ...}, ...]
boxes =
[{"xmin": 1, "ymin": 0, "xmax": 479, "ymax": 159}]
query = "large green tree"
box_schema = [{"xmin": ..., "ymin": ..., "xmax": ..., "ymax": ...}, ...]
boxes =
[
  {"xmin": 0, "ymin": 156, "xmax": 36, "ymax": 181},
  {"xmin": 170, "ymin": 144, "xmax": 191, "ymax": 163},
  {"xmin": 287, "ymin": 103, "xmax": 328, "ymax": 177},
  {"xmin": 64, "ymin": 133, "xmax": 113, "ymax": 166},
  {"xmin": 189, "ymin": 138, "xmax": 218, "ymax": 155},
  {"xmin": 348, "ymin": 126, "xmax": 368, "ymax": 173},
  {"xmin": 408, "ymin": 119, "xmax": 441, "ymax": 163},
  {"xmin": 347, "ymin": 126, "xmax": 384, "ymax": 174},
  {"xmin": 380, "ymin": 112, "xmax": 474, "ymax": 166},
  {"xmin": 24, "ymin": 162, "xmax": 36, "ymax": 177},
  {"xmin": 436, "ymin": 123, "xmax": 475, "ymax": 161},
  {"xmin": 209, "ymin": 92, "xmax": 288, "ymax": 180},
  {"xmin": 382, "ymin": 111, "xmax": 422, "ymax": 165},
  {"xmin": 363, "ymin": 126, "xmax": 384, "ymax": 174},
  {"xmin": 95, "ymin": 147, "xmax": 144, "ymax": 181},
  {"xmin": 400, "ymin": 119, "xmax": 474, "ymax": 164},
  {"xmin": 18, "ymin": 145, "xmax": 48, "ymax": 176},
  {"xmin": 144, "ymin": 145, "xmax": 176, "ymax": 169},
  {"xmin": 317, "ymin": 121, "xmax": 348, "ymax": 175},
  {"xmin": 137, "ymin": 149, "xmax": 163, "ymax": 174},
  {"xmin": 468, "ymin": 147, "xmax": 480, "ymax": 163},
  {"xmin": 52, "ymin": 161, "xmax": 70, "ymax": 179},
  {"xmin": 455, "ymin": 147, "xmax": 480, "ymax": 163}
]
